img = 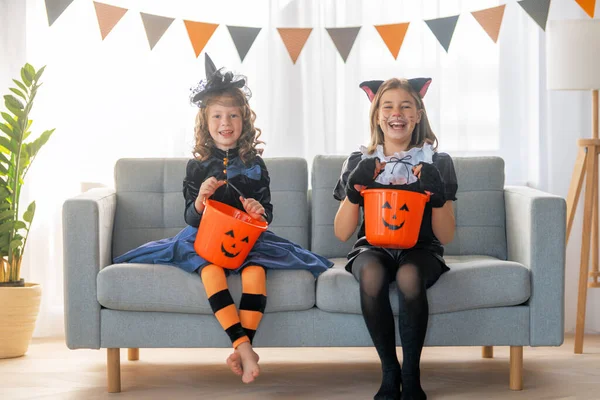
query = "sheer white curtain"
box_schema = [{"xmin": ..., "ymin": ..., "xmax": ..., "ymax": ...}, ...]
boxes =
[
  {"xmin": 15, "ymin": 0, "xmax": 541, "ymax": 337},
  {"xmin": 0, "ymin": 0, "xmax": 26, "ymax": 95}
]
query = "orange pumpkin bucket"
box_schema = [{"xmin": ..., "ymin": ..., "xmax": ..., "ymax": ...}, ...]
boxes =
[
  {"xmin": 194, "ymin": 199, "xmax": 268, "ymax": 269},
  {"xmin": 361, "ymin": 188, "xmax": 430, "ymax": 249}
]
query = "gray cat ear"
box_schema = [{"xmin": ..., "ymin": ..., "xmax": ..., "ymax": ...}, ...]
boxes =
[
  {"xmin": 359, "ymin": 80, "xmax": 383, "ymax": 102},
  {"xmin": 408, "ymin": 78, "xmax": 432, "ymax": 98}
]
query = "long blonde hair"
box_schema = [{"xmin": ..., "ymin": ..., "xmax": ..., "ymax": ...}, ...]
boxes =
[
  {"xmin": 367, "ymin": 78, "xmax": 437, "ymax": 154},
  {"xmin": 193, "ymin": 88, "xmax": 264, "ymax": 163}
]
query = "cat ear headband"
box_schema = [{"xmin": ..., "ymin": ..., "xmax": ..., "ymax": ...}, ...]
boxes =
[
  {"xmin": 189, "ymin": 53, "xmax": 252, "ymax": 108},
  {"xmin": 359, "ymin": 78, "xmax": 432, "ymax": 102}
]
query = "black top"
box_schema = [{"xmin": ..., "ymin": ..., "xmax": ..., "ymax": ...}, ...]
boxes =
[
  {"xmin": 182, "ymin": 147, "xmax": 274, "ymax": 227},
  {"xmin": 333, "ymin": 151, "xmax": 458, "ymax": 255}
]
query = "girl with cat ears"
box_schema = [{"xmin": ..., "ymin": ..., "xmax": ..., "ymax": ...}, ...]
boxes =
[{"xmin": 333, "ymin": 76, "xmax": 458, "ymax": 400}]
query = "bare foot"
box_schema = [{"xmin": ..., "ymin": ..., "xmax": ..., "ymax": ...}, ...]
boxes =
[
  {"xmin": 226, "ymin": 352, "xmax": 243, "ymax": 376},
  {"xmin": 235, "ymin": 342, "xmax": 260, "ymax": 383}
]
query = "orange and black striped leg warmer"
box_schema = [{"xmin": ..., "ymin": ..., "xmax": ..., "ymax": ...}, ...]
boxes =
[
  {"xmin": 239, "ymin": 265, "xmax": 267, "ymax": 343},
  {"xmin": 200, "ymin": 264, "xmax": 249, "ymax": 349}
]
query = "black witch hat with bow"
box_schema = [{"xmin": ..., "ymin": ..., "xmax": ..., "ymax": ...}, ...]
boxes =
[{"xmin": 190, "ymin": 53, "xmax": 252, "ymax": 108}]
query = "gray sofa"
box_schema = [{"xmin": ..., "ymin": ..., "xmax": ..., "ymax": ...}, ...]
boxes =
[{"xmin": 62, "ymin": 156, "xmax": 566, "ymax": 393}]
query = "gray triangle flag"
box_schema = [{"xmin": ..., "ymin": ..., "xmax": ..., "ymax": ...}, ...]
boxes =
[
  {"xmin": 140, "ymin": 13, "xmax": 175, "ymax": 50},
  {"xmin": 45, "ymin": 0, "xmax": 75, "ymax": 26},
  {"xmin": 326, "ymin": 27, "xmax": 361, "ymax": 62},
  {"xmin": 227, "ymin": 26, "xmax": 262, "ymax": 62},
  {"xmin": 518, "ymin": 0, "xmax": 551, "ymax": 31},
  {"xmin": 425, "ymin": 15, "xmax": 460, "ymax": 53}
]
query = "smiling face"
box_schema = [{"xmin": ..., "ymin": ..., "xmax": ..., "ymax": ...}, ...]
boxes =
[
  {"xmin": 380, "ymin": 200, "xmax": 410, "ymax": 231},
  {"xmin": 207, "ymin": 101, "xmax": 243, "ymax": 151},
  {"xmin": 377, "ymin": 88, "xmax": 422, "ymax": 150},
  {"xmin": 220, "ymin": 229, "xmax": 249, "ymax": 258}
]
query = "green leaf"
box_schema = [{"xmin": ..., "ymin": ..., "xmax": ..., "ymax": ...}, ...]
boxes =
[
  {"xmin": 23, "ymin": 210, "xmax": 34, "ymax": 223},
  {"xmin": 0, "ymin": 137, "xmax": 18, "ymax": 153},
  {"xmin": 9, "ymin": 88, "xmax": 26, "ymax": 100},
  {"xmin": 12, "ymin": 80, "xmax": 27, "ymax": 93},
  {"xmin": 22, "ymin": 65, "xmax": 33, "ymax": 85},
  {"xmin": 20, "ymin": 68, "xmax": 31, "ymax": 86},
  {"xmin": 0, "ymin": 209, "xmax": 13, "ymax": 221},
  {"xmin": 26, "ymin": 130, "xmax": 53, "ymax": 160},
  {"xmin": 0, "ymin": 220, "xmax": 13, "ymax": 233},
  {"xmin": 0, "ymin": 123, "xmax": 14, "ymax": 139},
  {"xmin": 0, "ymin": 234, "xmax": 9, "ymax": 253},
  {"xmin": 5, "ymin": 95, "xmax": 24, "ymax": 110},
  {"xmin": 0, "ymin": 188, "xmax": 10, "ymax": 202},
  {"xmin": 10, "ymin": 238, "xmax": 22, "ymax": 250},
  {"xmin": 26, "ymin": 201, "xmax": 36, "ymax": 214},
  {"xmin": 5, "ymin": 103, "xmax": 23, "ymax": 118},
  {"xmin": 24, "ymin": 64, "xmax": 35, "ymax": 79},
  {"xmin": 19, "ymin": 150, "xmax": 30, "ymax": 175},
  {"xmin": 1, "ymin": 112, "xmax": 19, "ymax": 130},
  {"xmin": 33, "ymin": 66, "xmax": 46, "ymax": 82},
  {"xmin": 13, "ymin": 221, "xmax": 26, "ymax": 230}
]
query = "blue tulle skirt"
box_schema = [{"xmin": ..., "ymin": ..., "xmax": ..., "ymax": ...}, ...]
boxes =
[{"xmin": 112, "ymin": 225, "xmax": 333, "ymax": 276}]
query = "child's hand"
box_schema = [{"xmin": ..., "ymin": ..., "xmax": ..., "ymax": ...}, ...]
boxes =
[
  {"xmin": 241, "ymin": 197, "xmax": 266, "ymax": 221},
  {"xmin": 346, "ymin": 157, "xmax": 386, "ymax": 204},
  {"xmin": 196, "ymin": 176, "xmax": 225, "ymax": 203},
  {"xmin": 413, "ymin": 162, "xmax": 446, "ymax": 208}
]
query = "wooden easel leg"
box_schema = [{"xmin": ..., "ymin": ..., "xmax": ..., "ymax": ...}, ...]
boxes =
[
  {"xmin": 593, "ymin": 158, "xmax": 599, "ymax": 289},
  {"xmin": 574, "ymin": 146, "xmax": 596, "ymax": 354},
  {"xmin": 566, "ymin": 147, "xmax": 587, "ymax": 242}
]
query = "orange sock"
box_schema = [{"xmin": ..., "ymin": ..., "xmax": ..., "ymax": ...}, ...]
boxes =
[
  {"xmin": 201, "ymin": 264, "xmax": 249, "ymax": 348},
  {"xmin": 239, "ymin": 265, "xmax": 267, "ymax": 343}
]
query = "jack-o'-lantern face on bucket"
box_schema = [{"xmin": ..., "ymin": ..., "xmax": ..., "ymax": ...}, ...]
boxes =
[
  {"xmin": 220, "ymin": 229, "xmax": 249, "ymax": 258},
  {"xmin": 381, "ymin": 201, "xmax": 409, "ymax": 231}
]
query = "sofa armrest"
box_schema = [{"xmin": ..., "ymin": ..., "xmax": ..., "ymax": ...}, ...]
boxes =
[
  {"xmin": 63, "ymin": 188, "xmax": 116, "ymax": 349},
  {"xmin": 504, "ymin": 185, "xmax": 566, "ymax": 346}
]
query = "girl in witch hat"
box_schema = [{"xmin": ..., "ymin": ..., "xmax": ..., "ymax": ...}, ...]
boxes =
[{"xmin": 113, "ymin": 53, "xmax": 333, "ymax": 384}]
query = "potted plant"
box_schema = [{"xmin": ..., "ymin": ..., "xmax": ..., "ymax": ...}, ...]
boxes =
[{"xmin": 0, "ymin": 63, "xmax": 54, "ymax": 358}]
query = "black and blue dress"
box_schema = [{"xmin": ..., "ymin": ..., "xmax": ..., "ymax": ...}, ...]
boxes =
[{"xmin": 113, "ymin": 147, "xmax": 333, "ymax": 275}]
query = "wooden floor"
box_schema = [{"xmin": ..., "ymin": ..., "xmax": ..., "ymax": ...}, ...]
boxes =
[{"xmin": 0, "ymin": 334, "xmax": 599, "ymax": 399}]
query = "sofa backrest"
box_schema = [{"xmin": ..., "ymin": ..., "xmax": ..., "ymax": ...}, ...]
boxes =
[
  {"xmin": 112, "ymin": 158, "xmax": 309, "ymax": 258},
  {"xmin": 311, "ymin": 155, "xmax": 507, "ymax": 260}
]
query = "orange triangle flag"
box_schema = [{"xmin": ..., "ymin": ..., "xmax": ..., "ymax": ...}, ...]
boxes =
[
  {"xmin": 93, "ymin": 2, "xmax": 128, "ymax": 40},
  {"xmin": 277, "ymin": 28, "xmax": 313, "ymax": 64},
  {"xmin": 374, "ymin": 22, "xmax": 410, "ymax": 59},
  {"xmin": 575, "ymin": 0, "xmax": 596, "ymax": 17},
  {"xmin": 471, "ymin": 5, "xmax": 506, "ymax": 43},
  {"xmin": 184, "ymin": 21, "xmax": 219, "ymax": 58}
]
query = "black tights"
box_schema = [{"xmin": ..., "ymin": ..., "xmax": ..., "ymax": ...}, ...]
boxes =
[{"xmin": 353, "ymin": 251, "xmax": 435, "ymax": 400}]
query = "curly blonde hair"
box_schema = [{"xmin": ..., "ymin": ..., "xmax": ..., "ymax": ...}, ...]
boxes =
[
  {"xmin": 193, "ymin": 88, "xmax": 264, "ymax": 164},
  {"xmin": 367, "ymin": 78, "xmax": 438, "ymax": 154}
]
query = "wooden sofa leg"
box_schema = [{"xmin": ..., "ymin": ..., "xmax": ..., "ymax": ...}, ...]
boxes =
[
  {"xmin": 128, "ymin": 348, "xmax": 139, "ymax": 361},
  {"xmin": 107, "ymin": 348, "xmax": 121, "ymax": 393},
  {"xmin": 509, "ymin": 346, "xmax": 523, "ymax": 390},
  {"xmin": 482, "ymin": 346, "xmax": 493, "ymax": 358}
]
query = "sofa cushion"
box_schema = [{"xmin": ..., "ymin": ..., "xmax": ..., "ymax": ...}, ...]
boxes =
[
  {"xmin": 98, "ymin": 264, "xmax": 316, "ymax": 314},
  {"xmin": 316, "ymin": 255, "xmax": 530, "ymax": 315}
]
